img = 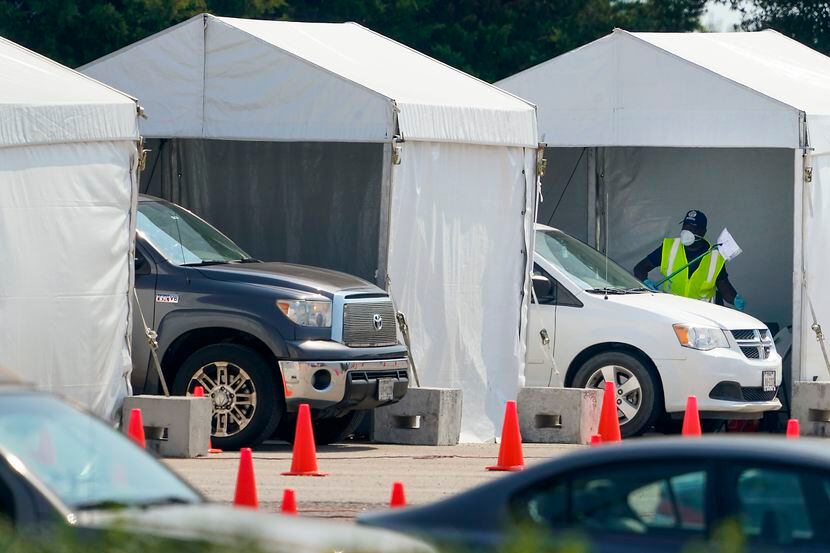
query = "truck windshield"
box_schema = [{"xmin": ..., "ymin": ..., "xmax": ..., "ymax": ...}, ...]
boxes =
[
  {"xmin": 137, "ymin": 200, "xmax": 251, "ymax": 266},
  {"xmin": 535, "ymin": 229, "xmax": 647, "ymax": 292},
  {"xmin": 0, "ymin": 393, "xmax": 202, "ymax": 511}
]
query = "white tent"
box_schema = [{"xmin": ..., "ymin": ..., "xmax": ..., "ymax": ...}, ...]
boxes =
[
  {"xmin": 81, "ymin": 14, "xmax": 539, "ymax": 441},
  {"xmin": 498, "ymin": 29, "xmax": 830, "ymax": 390},
  {"xmin": 0, "ymin": 36, "xmax": 140, "ymax": 416}
]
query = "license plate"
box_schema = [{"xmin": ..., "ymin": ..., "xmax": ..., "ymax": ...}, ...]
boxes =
[
  {"xmin": 762, "ymin": 370, "xmax": 776, "ymax": 392},
  {"xmin": 378, "ymin": 378, "xmax": 395, "ymax": 401}
]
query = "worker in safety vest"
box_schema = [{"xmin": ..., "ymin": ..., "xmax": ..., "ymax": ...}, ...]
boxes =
[{"xmin": 633, "ymin": 210, "xmax": 745, "ymax": 310}]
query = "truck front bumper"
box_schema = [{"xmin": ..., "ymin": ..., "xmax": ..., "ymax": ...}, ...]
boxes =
[{"xmin": 279, "ymin": 358, "xmax": 409, "ymax": 416}]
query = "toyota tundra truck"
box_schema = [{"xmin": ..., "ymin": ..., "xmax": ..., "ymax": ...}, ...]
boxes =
[{"xmin": 131, "ymin": 195, "xmax": 409, "ymax": 449}]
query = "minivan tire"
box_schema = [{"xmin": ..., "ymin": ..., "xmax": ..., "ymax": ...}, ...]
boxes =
[
  {"xmin": 172, "ymin": 344, "xmax": 283, "ymax": 450},
  {"xmin": 572, "ymin": 351, "xmax": 662, "ymax": 438},
  {"xmin": 275, "ymin": 410, "xmax": 366, "ymax": 446}
]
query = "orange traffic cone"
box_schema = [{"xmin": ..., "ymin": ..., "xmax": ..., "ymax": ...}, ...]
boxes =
[
  {"xmin": 682, "ymin": 395, "xmax": 702, "ymax": 437},
  {"xmin": 127, "ymin": 408, "xmax": 146, "ymax": 449},
  {"xmin": 390, "ymin": 482, "xmax": 407, "ymax": 508},
  {"xmin": 281, "ymin": 488, "xmax": 298, "ymax": 515},
  {"xmin": 787, "ymin": 418, "xmax": 800, "ymax": 439},
  {"xmin": 487, "ymin": 400, "xmax": 524, "ymax": 471},
  {"xmin": 193, "ymin": 386, "xmax": 223, "ymax": 454},
  {"xmin": 590, "ymin": 434, "xmax": 602, "ymax": 446},
  {"xmin": 281, "ymin": 404, "xmax": 327, "ymax": 476},
  {"xmin": 233, "ymin": 447, "xmax": 258, "ymax": 508},
  {"xmin": 598, "ymin": 382, "xmax": 622, "ymax": 443}
]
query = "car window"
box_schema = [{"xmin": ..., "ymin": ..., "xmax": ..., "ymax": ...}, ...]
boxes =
[
  {"xmin": 515, "ymin": 463, "xmax": 708, "ymax": 539},
  {"xmin": 728, "ymin": 465, "xmax": 830, "ymax": 547}
]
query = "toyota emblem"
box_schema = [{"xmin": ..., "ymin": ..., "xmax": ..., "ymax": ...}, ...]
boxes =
[{"xmin": 373, "ymin": 314, "xmax": 383, "ymax": 331}]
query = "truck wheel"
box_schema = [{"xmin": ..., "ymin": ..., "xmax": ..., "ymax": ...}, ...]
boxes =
[
  {"xmin": 172, "ymin": 344, "xmax": 283, "ymax": 450},
  {"xmin": 275, "ymin": 411, "xmax": 366, "ymax": 446},
  {"xmin": 572, "ymin": 351, "xmax": 662, "ymax": 438}
]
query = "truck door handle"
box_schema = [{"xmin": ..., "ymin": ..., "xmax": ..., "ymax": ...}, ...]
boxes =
[{"xmin": 540, "ymin": 329, "xmax": 550, "ymax": 346}]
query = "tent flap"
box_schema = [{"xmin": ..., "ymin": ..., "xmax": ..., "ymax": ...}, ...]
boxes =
[
  {"xmin": 0, "ymin": 141, "xmax": 137, "ymax": 417},
  {"xmin": 387, "ymin": 142, "xmax": 534, "ymax": 441}
]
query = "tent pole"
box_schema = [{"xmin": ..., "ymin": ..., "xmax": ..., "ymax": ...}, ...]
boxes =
[
  {"xmin": 375, "ymin": 140, "xmax": 394, "ymax": 288},
  {"xmin": 587, "ymin": 147, "xmax": 598, "ymax": 248},
  {"xmin": 793, "ymin": 148, "xmax": 804, "ymax": 383}
]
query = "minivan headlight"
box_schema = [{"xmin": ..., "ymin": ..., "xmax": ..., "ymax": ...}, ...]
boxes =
[
  {"xmin": 673, "ymin": 324, "xmax": 729, "ymax": 351},
  {"xmin": 277, "ymin": 300, "xmax": 332, "ymax": 328}
]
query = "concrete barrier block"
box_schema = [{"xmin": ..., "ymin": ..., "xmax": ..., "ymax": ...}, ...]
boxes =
[
  {"xmin": 122, "ymin": 395, "xmax": 211, "ymax": 458},
  {"xmin": 518, "ymin": 387, "xmax": 602, "ymax": 444},
  {"xmin": 792, "ymin": 381, "xmax": 830, "ymax": 437},
  {"xmin": 372, "ymin": 387, "xmax": 462, "ymax": 446}
]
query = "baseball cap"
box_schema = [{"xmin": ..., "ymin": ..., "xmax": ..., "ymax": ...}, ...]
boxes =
[{"xmin": 681, "ymin": 209, "xmax": 707, "ymax": 230}]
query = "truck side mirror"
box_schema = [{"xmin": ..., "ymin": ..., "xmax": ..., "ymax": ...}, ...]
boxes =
[
  {"xmin": 532, "ymin": 274, "xmax": 555, "ymax": 304},
  {"xmin": 135, "ymin": 255, "xmax": 150, "ymax": 275}
]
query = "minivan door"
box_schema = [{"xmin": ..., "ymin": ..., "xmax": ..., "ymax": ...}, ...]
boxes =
[{"xmin": 526, "ymin": 264, "xmax": 557, "ymax": 386}]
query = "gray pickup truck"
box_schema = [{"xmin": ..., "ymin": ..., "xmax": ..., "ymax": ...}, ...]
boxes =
[{"xmin": 132, "ymin": 195, "xmax": 409, "ymax": 449}]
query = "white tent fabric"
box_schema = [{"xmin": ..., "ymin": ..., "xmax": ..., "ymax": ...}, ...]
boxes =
[
  {"xmin": 497, "ymin": 29, "xmax": 830, "ymax": 383},
  {"xmin": 388, "ymin": 142, "xmax": 536, "ymax": 441},
  {"xmin": 0, "ymin": 36, "xmax": 139, "ymax": 417},
  {"xmin": 82, "ymin": 15, "xmax": 538, "ymax": 440},
  {"xmin": 81, "ymin": 14, "xmax": 537, "ymax": 147}
]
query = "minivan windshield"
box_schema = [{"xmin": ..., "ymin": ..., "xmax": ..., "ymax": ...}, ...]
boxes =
[
  {"xmin": 137, "ymin": 200, "xmax": 252, "ymax": 266},
  {"xmin": 535, "ymin": 229, "xmax": 648, "ymax": 293}
]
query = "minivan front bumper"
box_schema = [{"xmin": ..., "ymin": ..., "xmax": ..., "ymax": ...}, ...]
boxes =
[
  {"xmin": 279, "ymin": 359, "xmax": 409, "ymax": 415},
  {"xmin": 658, "ymin": 348, "xmax": 782, "ymax": 417}
]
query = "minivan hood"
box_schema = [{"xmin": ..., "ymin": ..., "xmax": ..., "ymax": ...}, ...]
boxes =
[
  {"xmin": 600, "ymin": 292, "xmax": 768, "ymax": 330},
  {"xmin": 196, "ymin": 262, "xmax": 376, "ymax": 296}
]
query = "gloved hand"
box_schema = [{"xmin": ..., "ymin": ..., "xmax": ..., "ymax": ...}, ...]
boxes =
[
  {"xmin": 643, "ymin": 279, "xmax": 658, "ymax": 291},
  {"xmin": 734, "ymin": 295, "xmax": 746, "ymax": 311}
]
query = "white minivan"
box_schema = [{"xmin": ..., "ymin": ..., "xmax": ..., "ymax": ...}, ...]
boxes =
[{"xmin": 528, "ymin": 224, "xmax": 782, "ymax": 436}]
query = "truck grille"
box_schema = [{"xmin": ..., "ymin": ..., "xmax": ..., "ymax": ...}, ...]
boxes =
[
  {"xmin": 342, "ymin": 300, "xmax": 397, "ymax": 347},
  {"xmin": 731, "ymin": 329, "xmax": 773, "ymax": 360},
  {"xmin": 350, "ymin": 369, "xmax": 408, "ymax": 381}
]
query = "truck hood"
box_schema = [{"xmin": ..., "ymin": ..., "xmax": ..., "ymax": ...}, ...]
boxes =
[
  {"xmin": 79, "ymin": 504, "xmax": 433, "ymax": 553},
  {"xmin": 196, "ymin": 262, "xmax": 376, "ymax": 296},
  {"xmin": 600, "ymin": 292, "xmax": 768, "ymax": 330}
]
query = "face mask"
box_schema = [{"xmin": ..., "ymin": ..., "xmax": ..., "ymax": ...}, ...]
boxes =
[{"xmin": 680, "ymin": 229, "xmax": 697, "ymax": 246}]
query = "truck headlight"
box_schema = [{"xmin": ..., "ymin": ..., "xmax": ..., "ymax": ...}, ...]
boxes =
[
  {"xmin": 277, "ymin": 300, "xmax": 332, "ymax": 328},
  {"xmin": 673, "ymin": 324, "xmax": 729, "ymax": 351}
]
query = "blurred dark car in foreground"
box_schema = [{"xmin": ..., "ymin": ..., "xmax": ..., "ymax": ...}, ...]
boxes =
[
  {"xmin": 359, "ymin": 436, "xmax": 830, "ymax": 552},
  {"xmin": 0, "ymin": 368, "xmax": 429, "ymax": 552}
]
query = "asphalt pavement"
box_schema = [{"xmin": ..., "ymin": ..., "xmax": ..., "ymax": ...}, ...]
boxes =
[{"xmin": 166, "ymin": 442, "xmax": 581, "ymax": 520}]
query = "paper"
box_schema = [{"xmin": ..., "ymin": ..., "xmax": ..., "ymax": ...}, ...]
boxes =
[{"xmin": 716, "ymin": 228, "xmax": 742, "ymax": 261}]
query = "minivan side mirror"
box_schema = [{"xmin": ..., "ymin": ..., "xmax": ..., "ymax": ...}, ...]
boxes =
[{"xmin": 532, "ymin": 274, "xmax": 555, "ymax": 304}]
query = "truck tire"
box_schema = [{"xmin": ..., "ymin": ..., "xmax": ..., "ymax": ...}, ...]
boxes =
[
  {"xmin": 172, "ymin": 344, "xmax": 283, "ymax": 450},
  {"xmin": 572, "ymin": 351, "xmax": 662, "ymax": 438},
  {"xmin": 275, "ymin": 410, "xmax": 366, "ymax": 446}
]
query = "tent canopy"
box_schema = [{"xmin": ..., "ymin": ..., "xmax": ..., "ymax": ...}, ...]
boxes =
[
  {"xmin": 498, "ymin": 29, "xmax": 830, "ymax": 151},
  {"xmin": 81, "ymin": 14, "xmax": 536, "ymax": 147},
  {"xmin": 0, "ymin": 36, "xmax": 138, "ymax": 148}
]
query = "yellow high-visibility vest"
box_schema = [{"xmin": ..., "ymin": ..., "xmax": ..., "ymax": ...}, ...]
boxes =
[{"xmin": 659, "ymin": 238, "xmax": 725, "ymax": 301}]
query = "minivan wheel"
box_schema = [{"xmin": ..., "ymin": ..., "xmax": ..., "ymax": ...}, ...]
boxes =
[
  {"xmin": 572, "ymin": 351, "xmax": 662, "ymax": 438},
  {"xmin": 173, "ymin": 344, "xmax": 283, "ymax": 450},
  {"xmin": 275, "ymin": 410, "xmax": 366, "ymax": 446}
]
